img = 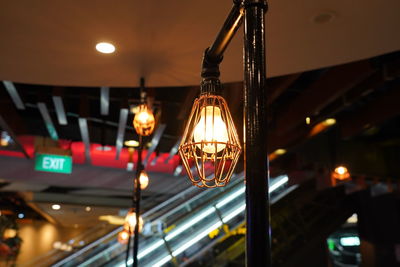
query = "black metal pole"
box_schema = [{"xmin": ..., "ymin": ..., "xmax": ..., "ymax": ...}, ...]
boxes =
[
  {"xmin": 207, "ymin": 1, "xmax": 244, "ymax": 62},
  {"xmin": 243, "ymin": 0, "xmax": 270, "ymax": 266},
  {"xmin": 133, "ymin": 135, "xmax": 143, "ymax": 267}
]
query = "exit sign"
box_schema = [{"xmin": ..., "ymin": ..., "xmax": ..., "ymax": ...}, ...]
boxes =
[{"xmin": 35, "ymin": 154, "xmax": 72, "ymax": 174}]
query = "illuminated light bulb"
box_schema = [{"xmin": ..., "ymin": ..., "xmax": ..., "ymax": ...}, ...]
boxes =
[
  {"xmin": 332, "ymin": 165, "xmax": 350, "ymax": 180},
  {"xmin": 133, "ymin": 104, "xmax": 155, "ymax": 136},
  {"xmin": 193, "ymin": 106, "xmax": 228, "ymax": 154},
  {"xmin": 118, "ymin": 230, "xmax": 130, "ymax": 244},
  {"xmin": 124, "ymin": 210, "xmax": 144, "ymax": 234},
  {"xmin": 52, "ymin": 204, "xmax": 61, "ymax": 210},
  {"xmin": 135, "ymin": 170, "xmax": 149, "ymax": 190},
  {"xmin": 95, "ymin": 42, "xmax": 115, "ymax": 54},
  {"xmin": 323, "ymin": 118, "xmax": 336, "ymax": 126}
]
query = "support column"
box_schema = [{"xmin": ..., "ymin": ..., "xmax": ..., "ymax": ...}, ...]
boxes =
[{"xmin": 243, "ymin": 0, "xmax": 271, "ymax": 266}]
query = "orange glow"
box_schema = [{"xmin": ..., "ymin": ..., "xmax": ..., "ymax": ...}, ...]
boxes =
[
  {"xmin": 332, "ymin": 165, "xmax": 350, "ymax": 180},
  {"xmin": 118, "ymin": 230, "xmax": 130, "ymax": 244},
  {"xmin": 124, "ymin": 210, "xmax": 144, "ymax": 234},
  {"xmin": 133, "ymin": 104, "xmax": 155, "ymax": 136},
  {"xmin": 135, "ymin": 170, "xmax": 149, "ymax": 190}
]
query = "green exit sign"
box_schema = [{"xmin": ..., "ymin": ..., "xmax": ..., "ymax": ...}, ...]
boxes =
[{"xmin": 35, "ymin": 154, "xmax": 72, "ymax": 174}]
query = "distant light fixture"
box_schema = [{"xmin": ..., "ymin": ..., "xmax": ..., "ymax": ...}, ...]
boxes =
[
  {"xmin": 95, "ymin": 42, "xmax": 116, "ymax": 54},
  {"xmin": 323, "ymin": 118, "xmax": 336, "ymax": 126},
  {"xmin": 347, "ymin": 213, "xmax": 358, "ymax": 224},
  {"xmin": 332, "ymin": 165, "xmax": 351, "ymax": 180},
  {"xmin": 305, "ymin": 117, "xmax": 311, "ymax": 125},
  {"xmin": 340, "ymin": 236, "xmax": 360, "ymax": 246},
  {"xmin": 274, "ymin": 148, "xmax": 286, "ymax": 155},
  {"xmin": 133, "ymin": 104, "xmax": 156, "ymax": 136},
  {"xmin": 85, "ymin": 206, "xmax": 91, "ymax": 212},
  {"xmin": 135, "ymin": 170, "xmax": 149, "ymax": 190},
  {"xmin": 124, "ymin": 209, "xmax": 144, "ymax": 234},
  {"xmin": 118, "ymin": 229, "xmax": 130, "ymax": 244},
  {"xmin": 124, "ymin": 140, "xmax": 140, "ymax": 148},
  {"xmin": 309, "ymin": 118, "xmax": 337, "ymax": 137},
  {"xmin": 0, "ymin": 131, "xmax": 12, "ymax": 146},
  {"xmin": 52, "ymin": 204, "xmax": 61, "ymax": 210},
  {"xmin": 18, "ymin": 213, "xmax": 24, "ymax": 219}
]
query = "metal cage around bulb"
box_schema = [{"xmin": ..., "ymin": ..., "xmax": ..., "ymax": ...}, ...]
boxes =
[
  {"xmin": 133, "ymin": 104, "xmax": 155, "ymax": 136},
  {"xmin": 179, "ymin": 94, "xmax": 241, "ymax": 188}
]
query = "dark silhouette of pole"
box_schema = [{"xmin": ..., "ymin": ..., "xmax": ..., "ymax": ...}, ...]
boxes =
[
  {"xmin": 243, "ymin": 0, "xmax": 271, "ymax": 266},
  {"xmin": 133, "ymin": 135, "xmax": 143, "ymax": 267}
]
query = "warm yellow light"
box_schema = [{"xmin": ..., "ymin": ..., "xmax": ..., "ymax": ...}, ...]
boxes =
[
  {"xmin": 332, "ymin": 165, "xmax": 350, "ymax": 180},
  {"xmin": 85, "ymin": 206, "xmax": 91, "ymax": 212},
  {"xmin": 193, "ymin": 106, "xmax": 228, "ymax": 154},
  {"xmin": 323, "ymin": 118, "xmax": 336, "ymax": 126},
  {"xmin": 124, "ymin": 210, "xmax": 144, "ymax": 234},
  {"xmin": 3, "ymin": 228, "xmax": 17, "ymax": 239},
  {"xmin": 51, "ymin": 204, "xmax": 61, "ymax": 210},
  {"xmin": 95, "ymin": 42, "xmax": 115, "ymax": 54},
  {"xmin": 305, "ymin": 117, "xmax": 311, "ymax": 125},
  {"xmin": 336, "ymin": 166, "xmax": 346, "ymax": 175},
  {"xmin": 133, "ymin": 104, "xmax": 156, "ymax": 136},
  {"xmin": 118, "ymin": 230, "xmax": 130, "ymax": 244},
  {"xmin": 135, "ymin": 170, "xmax": 149, "ymax": 190},
  {"xmin": 274, "ymin": 148, "xmax": 286, "ymax": 155},
  {"xmin": 124, "ymin": 140, "xmax": 140, "ymax": 147}
]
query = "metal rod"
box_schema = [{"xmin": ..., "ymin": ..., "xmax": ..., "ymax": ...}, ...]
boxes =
[
  {"xmin": 243, "ymin": 0, "xmax": 271, "ymax": 266},
  {"xmin": 207, "ymin": 1, "xmax": 244, "ymax": 62},
  {"xmin": 133, "ymin": 135, "xmax": 143, "ymax": 267},
  {"xmin": 125, "ymin": 231, "xmax": 131, "ymax": 267},
  {"xmin": 201, "ymin": 2, "xmax": 244, "ymax": 82}
]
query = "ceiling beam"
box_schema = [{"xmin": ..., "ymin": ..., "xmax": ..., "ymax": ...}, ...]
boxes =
[
  {"xmin": 340, "ymin": 85, "xmax": 400, "ymax": 138},
  {"xmin": 115, "ymin": 108, "xmax": 128, "ymax": 160},
  {"xmin": 164, "ymin": 138, "xmax": 181, "ymax": 164},
  {"xmin": 2, "ymin": 81, "xmax": 25, "ymax": 110},
  {"xmin": 267, "ymin": 73, "xmax": 301, "ymax": 105},
  {"xmin": 52, "ymin": 96, "xmax": 68, "ymax": 125},
  {"xmin": 37, "ymin": 102, "xmax": 59, "ymax": 140},
  {"xmin": 275, "ymin": 60, "xmax": 375, "ymax": 135},
  {"xmin": 143, "ymin": 124, "xmax": 167, "ymax": 167},
  {"xmin": 100, "ymin": 86, "xmax": 110, "ymax": 116},
  {"xmin": 78, "ymin": 118, "xmax": 91, "ymax": 164}
]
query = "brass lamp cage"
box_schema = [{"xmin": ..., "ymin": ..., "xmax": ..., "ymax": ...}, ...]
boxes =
[
  {"xmin": 133, "ymin": 104, "xmax": 155, "ymax": 136},
  {"xmin": 179, "ymin": 94, "xmax": 242, "ymax": 188}
]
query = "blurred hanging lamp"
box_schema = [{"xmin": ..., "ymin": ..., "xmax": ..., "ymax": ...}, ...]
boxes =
[
  {"xmin": 135, "ymin": 170, "xmax": 149, "ymax": 190},
  {"xmin": 118, "ymin": 229, "xmax": 130, "ymax": 244},
  {"xmin": 332, "ymin": 165, "xmax": 351, "ymax": 180},
  {"xmin": 124, "ymin": 209, "xmax": 144, "ymax": 234},
  {"xmin": 133, "ymin": 78, "xmax": 155, "ymax": 136},
  {"xmin": 179, "ymin": 51, "xmax": 242, "ymax": 188}
]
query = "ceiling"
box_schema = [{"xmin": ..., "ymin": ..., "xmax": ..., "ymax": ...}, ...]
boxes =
[{"xmin": 0, "ymin": 0, "xmax": 399, "ymax": 87}]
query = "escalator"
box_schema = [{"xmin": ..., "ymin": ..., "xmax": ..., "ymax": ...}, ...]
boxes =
[
  {"xmin": 51, "ymin": 173, "xmax": 292, "ymax": 266},
  {"xmin": 188, "ymin": 180, "xmax": 356, "ymax": 267}
]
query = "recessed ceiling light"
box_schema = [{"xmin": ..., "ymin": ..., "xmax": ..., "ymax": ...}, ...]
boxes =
[
  {"xmin": 85, "ymin": 206, "xmax": 91, "ymax": 212},
  {"xmin": 96, "ymin": 42, "xmax": 116, "ymax": 54},
  {"xmin": 52, "ymin": 204, "xmax": 61, "ymax": 210}
]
